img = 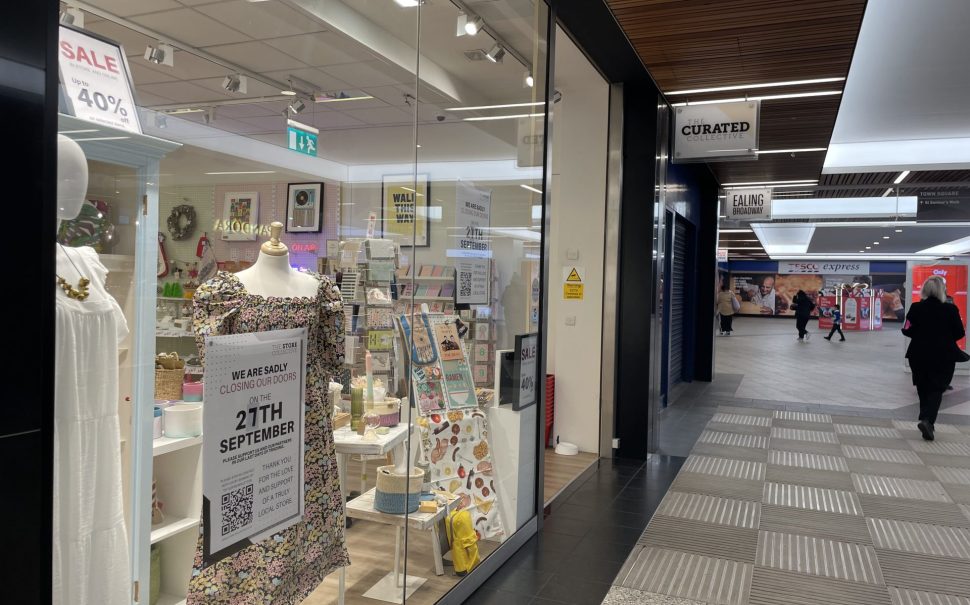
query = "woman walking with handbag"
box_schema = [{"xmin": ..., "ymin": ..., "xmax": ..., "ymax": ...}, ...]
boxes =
[
  {"xmin": 790, "ymin": 290, "xmax": 815, "ymax": 341},
  {"xmin": 716, "ymin": 283, "xmax": 739, "ymax": 335},
  {"xmin": 904, "ymin": 275, "xmax": 966, "ymax": 440}
]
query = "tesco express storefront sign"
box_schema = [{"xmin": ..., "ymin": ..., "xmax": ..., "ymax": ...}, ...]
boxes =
[{"xmin": 779, "ymin": 261, "xmax": 870, "ymax": 275}]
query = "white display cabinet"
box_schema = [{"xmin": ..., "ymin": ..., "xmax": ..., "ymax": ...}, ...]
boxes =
[{"xmin": 60, "ymin": 113, "xmax": 184, "ymax": 604}]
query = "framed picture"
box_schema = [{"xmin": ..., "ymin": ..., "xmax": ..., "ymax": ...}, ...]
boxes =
[
  {"xmin": 382, "ymin": 174, "xmax": 429, "ymax": 247},
  {"xmin": 286, "ymin": 183, "xmax": 323, "ymax": 233},
  {"xmin": 222, "ymin": 191, "xmax": 259, "ymax": 241}
]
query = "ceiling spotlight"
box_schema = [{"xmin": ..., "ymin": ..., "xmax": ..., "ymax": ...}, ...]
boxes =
[
  {"xmin": 222, "ymin": 73, "xmax": 247, "ymax": 93},
  {"xmin": 457, "ymin": 12, "xmax": 484, "ymax": 36},
  {"xmin": 524, "ymin": 71, "xmax": 535, "ymax": 88},
  {"xmin": 394, "ymin": 0, "xmax": 422, "ymax": 6},
  {"xmin": 60, "ymin": 7, "xmax": 84, "ymax": 27},
  {"xmin": 485, "ymin": 43, "xmax": 506, "ymax": 63},
  {"xmin": 144, "ymin": 43, "xmax": 174, "ymax": 67},
  {"xmin": 288, "ymin": 99, "xmax": 307, "ymax": 114}
]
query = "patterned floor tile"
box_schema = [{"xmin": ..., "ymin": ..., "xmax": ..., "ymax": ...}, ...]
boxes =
[
  {"xmin": 765, "ymin": 466, "xmax": 855, "ymax": 491},
  {"xmin": 893, "ymin": 420, "xmax": 964, "ymax": 435},
  {"xmin": 910, "ymin": 441, "xmax": 970, "ymax": 457},
  {"xmin": 692, "ymin": 442, "xmax": 771, "ymax": 463},
  {"xmin": 846, "ymin": 459, "xmax": 937, "ymax": 481},
  {"xmin": 843, "ymin": 446, "xmax": 925, "ymax": 465},
  {"xmin": 859, "ymin": 495, "xmax": 970, "ymax": 528},
  {"xmin": 774, "ymin": 411, "xmax": 833, "ymax": 424},
  {"xmin": 638, "ymin": 516, "xmax": 760, "ymax": 562},
  {"xmin": 770, "ymin": 439, "xmax": 845, "ymax": 456},
  {"xmin": 852, "ymin": 474, "xmax": 953, "ymax": 502},
  {"xmin": 930, "ymin": 466, "xmax": 970, "ymax": 485},
  {"xmin": 655, "ymin": 492, "xmax": 761, "ymax": 529},
  {"xmin": 946, "ymin": 485, "xmax": 970, "ymax": 504},
  {"xmin": 756, "ymin": 531, "xmax": 884, "ymax": 584},
  {"xmin": 840, "ymin": 435, "xmax": 917, "ymax": 450},
  {"xmin": 718, "ymin": 405, "xmax": 774, "ymax": 417},
  {"xmin": 671, "ymin": 472, "xmax": 765, "ymax": 501},
  {"xmin": 836, "ymin": 424, "xmax": 903, "ymax": 439},
  {"xmin": 769, "ymin": 450, "xmax": 849, "ymax": 472},
  {"xmin": 749, "ymin": 567, "xmax": 892, "ymax": 605},
  {"xmin": 771, "ymin": 427, "xmax": 840, "ymax": 443},
  {"xmin": 700, "ymin": 430, "xmax": 770, "ymax": 449},
  {"xmin": 712, "ymin": 412, "xmax": 773, "ymax": 426},
  {"xmin": 760, "ymin": 504, "xmax": 872, "ymax": 544},
  {"xmin": 763, "ymin": 482, "xmax": 863, "ymax": 515},
  {"xmin": 867, "ymin": 518, "xmax": 970, "ymax": 559},
  {"xmin": 917, "ymin": 453, "xmax": 970, "ymax": 469},
  {"xmin": 831, "ymin": 415, "xmax": 896, "ymax": 428},
  {"xmin": 681, "ymin": 455, "xmax": 766, "ymax": 481},
  {"xmin": 708, "ymin": 421, "xmax": 772, "ymax": 436},
  {"xmin": 615, "ymin": 546, "xmax": 752, "ymax": 605},
  {"xmin": 888, "ymin": 586, "xmax": 970, "ymax": 605},
  {"xmin": 875, "ymin": 549, "xmax": 970, "ymax": 597}
]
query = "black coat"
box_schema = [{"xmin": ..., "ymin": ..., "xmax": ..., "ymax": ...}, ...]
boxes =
[
  {"xmin": 904, "ymin": 298, "xmax": 965, "ymax": 364},
  {"xmin": 790, "ymin": 296, "xmax": 815, "ymax": 319}
]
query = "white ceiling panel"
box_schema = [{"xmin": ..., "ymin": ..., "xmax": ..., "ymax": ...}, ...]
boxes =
[
  {"xmin": 322, "ymin": 61, "xmax": 411, "ymax": 88},
  {"xmin": 205, "ymin": 116, "xmax": 275, "ymax": 136},
  {"xmin": 193, "ymin": 1, "xmax": 327, "ymax": 40},
  {"xmin": 340, "ymin": 106, "xmax": 412, "ymax": 126},
  {"xmin": 134, "ymin": 90, "xmax": 178, "ymax": 106},
  {"xmin": 202, "ymin": 41, "xmax": 307, "ymax": 72},
  {"xmin": 129, "ymin": 63, "xmax": 179, "ymax": 85},
  {"xmin": 263, "ymin": 68, "xmax": 353, "ymax": 93},
  {"xmin": 84, "ymin": 0, "xmax": 182, "ymax": 17},
  {"xmin": 190, "ymin": 76, "xmax": 282, "ymax": 99},
  {"xmin": 133, "ymin": 50, "xmax": 228, "ymax": 81},
  {"xmin": 213, "ymin": 103, "xmax": 283, "ymax": 120},
  {"xmin": 304, "ymin": 111, "xmax": 366, "ymax": 129},
  {"xmin": 265, "ymin": 32, "xmax": 377, "ymax": 67},
  {"xmin": 236, "ymin": 115, "xmax": 289, "ymax": 131},
  {"xmin": 83, "ymin": 19, "xmax": 155, "ymax": 54},
  {"xmin": 138, "ymin": 80, "xmax": 227, "ymax": 104},
  {"xmin": 131, "ymin": 9, "xmax": 251, "ymax": 47}
]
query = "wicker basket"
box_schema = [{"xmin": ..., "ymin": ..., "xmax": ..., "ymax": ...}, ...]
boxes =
[
  {"xmin": 374, "ymin": 465, "xmax": 425, "ymax": 514},
  {"xmin": 154, "ymin": 368, "xmax": 184, "ymax": 400}
]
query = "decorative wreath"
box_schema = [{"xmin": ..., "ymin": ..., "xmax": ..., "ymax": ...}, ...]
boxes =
[{"xmin": 167, "ymin": 204, "xmax": 196, "ymax": 240}]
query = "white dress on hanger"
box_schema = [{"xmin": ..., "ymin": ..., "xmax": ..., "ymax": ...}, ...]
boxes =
[{"xmin": 53, "ymin": 245, "xmax": 130, "ymax": 605}]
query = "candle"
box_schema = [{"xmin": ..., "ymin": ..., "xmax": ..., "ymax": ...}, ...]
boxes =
[
  {"xmin": 351, "ymin": 387, "xmax": 364, "ymax": 432},
  {"xmin": 365, "ymin": 349, "xmax": 374, "ymax": 405}
]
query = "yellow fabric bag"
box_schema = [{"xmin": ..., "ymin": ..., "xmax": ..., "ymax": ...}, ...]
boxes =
[{"xmin": 445, "ymin": 509, "xmax": 480, "ymax": 576}]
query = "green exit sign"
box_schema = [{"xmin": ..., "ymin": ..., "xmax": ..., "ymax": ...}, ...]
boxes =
[{"xmin": 287, "ymin": 119, "xmax": 318, "ymax": 156}]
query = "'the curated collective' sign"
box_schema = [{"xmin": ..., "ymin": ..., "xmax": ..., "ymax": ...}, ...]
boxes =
[
  {"xmin": 778, "ymin": 261, "xmax": 870, "ymax": 275},
  {"xmin": 673, "ymin": 101, "xmax": 759, "ymax": 162},
  {"xmin": 725, "ymin": 188, "xmax": 772, "ymax": 220}
]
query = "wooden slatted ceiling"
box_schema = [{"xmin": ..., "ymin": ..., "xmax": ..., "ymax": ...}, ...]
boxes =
[{"xmin": 606, "ymin": 0, "xmax": 866, "ymax": 186}]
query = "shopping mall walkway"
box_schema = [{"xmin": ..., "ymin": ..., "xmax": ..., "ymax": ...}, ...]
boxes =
[
  {"xmin": 469, "ymin": 317, "xmax": 969, "ymax": 604},
  {"xmin": 601, "ymin": 318, "xmax": 970, "ymax": 604}
]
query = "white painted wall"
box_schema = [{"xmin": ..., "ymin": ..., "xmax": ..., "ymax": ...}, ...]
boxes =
[{"xmin": 546, "ymin": 29, "xmax": 610, "ymax": 454}]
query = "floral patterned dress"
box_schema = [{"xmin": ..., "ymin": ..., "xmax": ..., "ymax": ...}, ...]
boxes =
[{"xmin": 188, "ymin": 271, "xmax": 349, "ymax": 605}]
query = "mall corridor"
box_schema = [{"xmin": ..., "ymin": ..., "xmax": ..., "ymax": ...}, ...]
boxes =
[{"xmin": 470, "ymin": 319, "xmax": 970, "ymax": 604}]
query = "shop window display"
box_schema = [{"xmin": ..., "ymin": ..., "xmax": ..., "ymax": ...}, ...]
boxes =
[{"xmin": 54, "ymin": 1, "xmax": 548, "ymax": 604}]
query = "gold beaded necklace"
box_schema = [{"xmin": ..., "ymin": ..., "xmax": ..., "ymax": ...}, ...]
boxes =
[{"xmin": 56, "ymin": 245, "xmax": 91, "ymax": 301}]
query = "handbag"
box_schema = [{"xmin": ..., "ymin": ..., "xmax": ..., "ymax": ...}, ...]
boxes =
[
  {"xmin": 731, "ymin": 295, "xmax": 740, "ymax": 313},
  {"xmin": 957, "ymin": 348, "xmax": 970, "ymax": 363}
]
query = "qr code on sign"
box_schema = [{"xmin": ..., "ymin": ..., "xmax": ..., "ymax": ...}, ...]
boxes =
[
  {"xmin": 221, "ymin": 484, "xmax": 254, "ymax": 536},
  {"xmin": 459, "ymin": 270, "xmax": 472, "ymax": 298}
]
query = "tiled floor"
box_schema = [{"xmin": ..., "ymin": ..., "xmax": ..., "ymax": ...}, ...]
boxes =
[
  {"xmin": 464, "ymin": 456, "xmax": 685, "ymax": 604},
  {"xmin": 469, "ymin": 318, "xmax": 969, "ymax": 604},
  {"xmin": 605, "ymin": 407, "xmax": 970, "ymax": 605}
]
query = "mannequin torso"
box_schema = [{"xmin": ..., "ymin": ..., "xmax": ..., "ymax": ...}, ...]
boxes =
[{"xmin": 235, "ymin": 251, "xmax": 319, "ymax": 298}]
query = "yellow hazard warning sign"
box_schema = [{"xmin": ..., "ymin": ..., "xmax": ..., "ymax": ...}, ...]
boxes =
[{"xmin": 562, "ymin": 266, "xmax": 584, "ymax": 300}]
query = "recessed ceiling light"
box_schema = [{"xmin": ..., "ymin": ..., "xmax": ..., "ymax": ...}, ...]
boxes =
[
  {"xmin": 881, "ymin": 188, "xmax": 895, "ymax": 197},
  {"xmin": 895, "ymin": 229, "xmax": 903, "ymax": 232},
  {"xmin": 463, "ymin": 113, "xmax": 544, "ymax": 122},
  {"xmin": 670, "ymin": 90, "xmax": 841, "ymax": 107},
  {"xmin": 883, "ymin": 236, "xmax": 890, "ymax": 239},
  {"xmin": 665, "ymin": 77, "xmax": 846, "ymax": 96},
  {"xmin": 722, "ymin": 179, "xmax": 817, "ymax": 186},
  {"xmin": 394, "ymin": 0, "xmax": 422, "ymax": 6},
  {"xmin": 755, "ymin": 148, "xmax": 827, "ymax": 155},
  {"xmin": 866, "ymin": 246, "xmax": 872, "ymax": 249},
  {"xmin": 204, "ymin": 170, "xmax": 276, "ymax": 175},
  {"xmin": 447, "ymin": 102, "xmax": 543, "ymax": 112},
  {"xmin": 873, "ymin": 241, "xmax": 880, "ymax": 245},
  {"xmin": 520, "ymin": 184, "xmax": 543, "ymax": 194},
  {"xmin": 893, "ymin": 170, "xmax": 911, "ymax": 184}
]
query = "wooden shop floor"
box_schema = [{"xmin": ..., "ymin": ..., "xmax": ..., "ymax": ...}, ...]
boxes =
[
  {"xmin": 543, "ymin": 449, "xmax": 599, "ymax": 504},
  {"xmin": 303, "ymin": 449, "xmax": 597, "ymax": 604}
]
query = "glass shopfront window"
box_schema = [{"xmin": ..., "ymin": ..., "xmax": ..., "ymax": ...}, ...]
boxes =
[{"xmin": 54, "ymin": 1, "xmax": 548, "ymax": 603}]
